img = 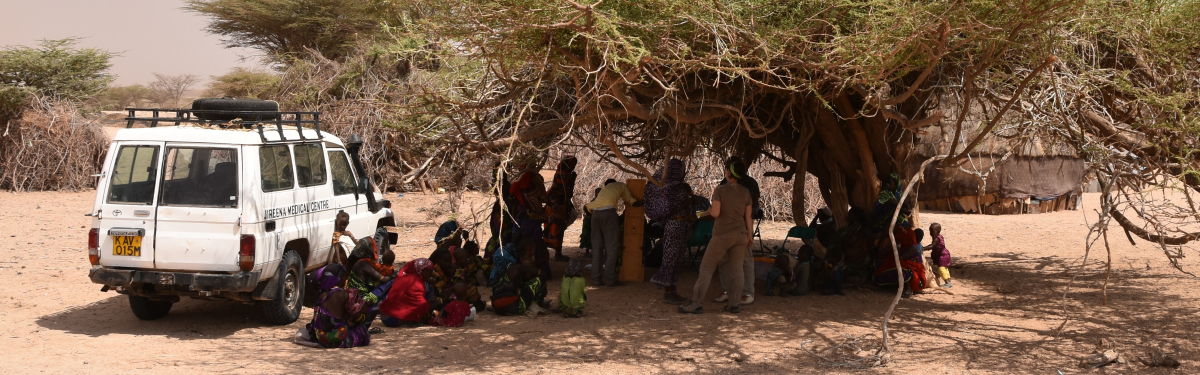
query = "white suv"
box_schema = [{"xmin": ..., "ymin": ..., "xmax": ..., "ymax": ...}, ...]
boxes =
[{"xmin": 87, "ymin": 99, "xmax": 395, "ymax": 324}]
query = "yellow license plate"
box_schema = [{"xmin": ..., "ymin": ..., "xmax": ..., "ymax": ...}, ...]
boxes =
[{"xmin": 113, "ymin": 236, "xmax": 142, "ymax": 256}]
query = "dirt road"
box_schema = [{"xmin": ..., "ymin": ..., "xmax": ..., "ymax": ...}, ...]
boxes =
[{"xmin": 0, "ymin": 190, "xmax": 1195, "ymax": 373}]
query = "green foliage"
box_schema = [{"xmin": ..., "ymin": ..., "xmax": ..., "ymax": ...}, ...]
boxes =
[
  {"xmin": 0, "ymin": 39, "xmax": 114, "ymax": 102},
  {"xmin": 206, "ymin": 68, "xmax": 279, "ymax": 98},
  {"xmin": 0, "ymin": 84, "xmax": 33, "ymax": 125},
  {"xmin": 186, "ymin": 0, "xmax": 411, "ymax": 63},
  {"xmin": 96, "ymin": 84, "xmax": 150, "ymax": 110}
]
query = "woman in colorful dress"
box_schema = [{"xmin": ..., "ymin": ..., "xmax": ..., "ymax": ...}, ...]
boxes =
[
  {"xmin": 645, "ymin": 159, "xmax": 693, "ymax": 304},
  {"xmin": 304, "ymin": 264, "xmax": 376, "ymax": 348},
  {"xmin": 543, "ymin": 156, "xmax": 578, "ymax": 262}
]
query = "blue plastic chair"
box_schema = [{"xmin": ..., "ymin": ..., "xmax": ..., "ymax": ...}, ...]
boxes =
[
  {"xmin": 778, "ymin": 226, "xmax": 816, "ymax": 254},
  {"xmin": 687, "ymin": 219, "xmax": 715, "ymax": 267}
]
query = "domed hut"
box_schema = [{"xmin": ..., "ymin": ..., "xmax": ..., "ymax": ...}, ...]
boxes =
[{"xmin": 910, "ymin": 124, "xmax": 1086, "ymax": 215}]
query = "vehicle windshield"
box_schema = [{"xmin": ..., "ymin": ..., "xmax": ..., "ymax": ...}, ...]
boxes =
[{"xmin": 160, "ymin": 147, "xmax": 239, "ymax": 207}]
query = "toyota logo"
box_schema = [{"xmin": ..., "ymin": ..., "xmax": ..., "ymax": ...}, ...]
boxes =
[{"xmin": 112, "ymin": 210, "xmax": 122, "ymax": 216}]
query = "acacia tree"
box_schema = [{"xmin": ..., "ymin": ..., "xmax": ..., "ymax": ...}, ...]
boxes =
[
  {"xmin": 400, "ymin": 1, "xmax": 1199, "ymax": 357},
  {"xmin": 186, "ymin": 0, "xmax": 414, "ymax": 63},
  {"xmin": 148, "ymin": 73, "xmax": 200, "ymax": 107},
  {"xmin": 0, "ymin": 39, "xmax": 114, "ymax": 122},
  {"xmin": 205, "ymin": 67, "xmax": 279, "ymax": 98},
  {"xmin": 412, "ymin": 0, "xmax": 1074, "ymax": 229}
]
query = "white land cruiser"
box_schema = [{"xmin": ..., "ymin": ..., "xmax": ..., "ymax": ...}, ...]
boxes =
[{"xmin": 87, "ymin": 98, "xmax": 395, "ymax": 324}]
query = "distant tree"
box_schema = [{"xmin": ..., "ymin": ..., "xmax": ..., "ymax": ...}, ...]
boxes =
[
  {"xmin": 98, "ymin": 84, "xmax": 151, "ymax": 110},
  {"xmin": 206, "ymin": 68, "xmax": 278, "ymax": 98},
  {"xmin": 185, "ymin": 0, "xmax": 406, "ymax": 63},
  {"xmin": 0, "ymin": 39, "xmax": 114, "ymax": 102},
  {"xmin": 148, "ymin": 74, "xmax": 200, "ymax": 107}
]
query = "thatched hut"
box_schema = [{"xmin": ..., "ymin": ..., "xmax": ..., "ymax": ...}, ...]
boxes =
[{"xmin": 910, "ymin": 124, "xmax": 1086, "ymax": 215}]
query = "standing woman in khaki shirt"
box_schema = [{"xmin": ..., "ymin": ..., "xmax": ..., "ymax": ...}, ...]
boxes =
[{"xmin": 679, "ymin": 157, "xmax": 754, "ymax": 314}]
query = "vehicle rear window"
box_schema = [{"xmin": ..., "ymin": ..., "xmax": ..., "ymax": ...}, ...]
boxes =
[
  {"xmin": 107, "ymin": 145, "xmax": 160, "ymax": 205},
  {"xmin": 294, "ymin": 144, "xmax": 327, "ymax": 187},
  {"xmin": 260, "ymin": 145, "xmax": 294, "ymax": 192},
  {"xmin": 160, "ymin": 147, "xmax": 238, "ymax": 207},
  {"xmin": 328, "ymin": 150, "xmax": 357, "ymax": 196}
]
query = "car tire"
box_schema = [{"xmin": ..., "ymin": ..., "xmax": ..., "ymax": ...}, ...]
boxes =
[
  {"xmin": 191, "ymin": 98, "xmax": 279, "ymax": 121},
  {"xmin": 128, "ymin": 295, "xmax": 173, "ymax": 320},
  {"xmin": 259, "ymin": 250, "xmax": 304, "ymax": 325}
]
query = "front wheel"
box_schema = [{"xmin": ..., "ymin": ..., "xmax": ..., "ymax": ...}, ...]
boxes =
[
  {"xmin": 259, "ymin": 251, "xmax": 304, "ymax": 325},
  {"xmin": 128, "ymin": 295, "xmax": 173, "ymax": 320}
]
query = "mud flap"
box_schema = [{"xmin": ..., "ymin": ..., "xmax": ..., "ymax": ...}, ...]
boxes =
[{"xmin": 252, "ymin": 264, "xmax": 282, "ymax": 301}]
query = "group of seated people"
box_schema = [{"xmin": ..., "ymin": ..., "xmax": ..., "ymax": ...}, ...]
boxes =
[
  {"xmin": 764, "ymin": 189, "xmax": 953, "ymax": 302},
  {"xmin": 298, "ymin": 212, "xmax": 588, "ymax": 349},
  {"xmin": 298, "ymin": 173, "xmax": 955, "ymax": 348}
]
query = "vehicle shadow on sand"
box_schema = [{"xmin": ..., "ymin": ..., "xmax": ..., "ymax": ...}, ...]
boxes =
[{"xmin": 35, "ymin": 294, "xmax": 274, "ymax": 339}]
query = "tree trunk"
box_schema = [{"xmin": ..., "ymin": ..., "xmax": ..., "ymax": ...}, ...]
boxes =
[
  {"xmin": 835, "ymin": 94, "xmax": 880, "ymax": 209},
  {"xmin": 814, "ymin": 108, "xmax": 861, "ymax": 174},
  {"xmin": 827, "ymin": 165, "xmax": 851, "ymax": 229},
  {"xmin": 793, "ymin": 136, "xmax": 810, "ymax": 226}
]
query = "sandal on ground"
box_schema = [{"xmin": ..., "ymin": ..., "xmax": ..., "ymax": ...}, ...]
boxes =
[
  {"xmin": 368, "ymin": 327, "xmax": 384, "ymax": 334},
  {"xmin": 723, "ymin": 305, "xmax": 740, "ymax": 314},
  {"xmin": 662, "ymin": 293, "xmax": 688, "ymax": 305},
  {"xmin": 677, "ymin": 303, "xmax": 703, "ymax": 314}
]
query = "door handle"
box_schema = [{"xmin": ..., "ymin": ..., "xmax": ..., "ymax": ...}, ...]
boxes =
[{"xmin": 265, "ymin": 221, "xmax": 276, "ymax": 232}]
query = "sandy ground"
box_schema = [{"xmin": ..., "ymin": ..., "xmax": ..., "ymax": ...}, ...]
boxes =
[{"xmin": 1, "ymin": 190, "xmax": 1197, "ymax": 374}]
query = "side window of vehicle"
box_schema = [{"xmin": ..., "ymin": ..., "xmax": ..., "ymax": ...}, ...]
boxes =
[
  {"xmin": 328, "ymin": 150, "xmax": 357, "ymax": 196},
  {"xmin": 161, "ymin": 147, "xmax": 239, "ymax": 207},
  {"xmin": 259, "ymin": 145, "xmax": 294, "ymax": 192},
  {"xmin": 107, "ymin": 145, "xmax": 160, "ymax": 205},
  {"xmin": 294, "ymin": 143, "xmax": 327, "ymax": 187}
]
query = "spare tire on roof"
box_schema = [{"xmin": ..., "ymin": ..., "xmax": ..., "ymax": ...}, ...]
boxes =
[{"xmin": 191, "ymin": 98, "xmax": 280, "ymax": 121}]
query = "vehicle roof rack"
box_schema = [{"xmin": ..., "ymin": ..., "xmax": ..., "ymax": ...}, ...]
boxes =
[{"xmin": 124, "ymin": 107, "xmax": 323, "ymax": 143}]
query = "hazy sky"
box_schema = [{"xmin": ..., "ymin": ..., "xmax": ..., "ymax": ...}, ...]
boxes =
[{"xmin": 0, "ymin": 0, "xmax": 262, "ymax": 85}]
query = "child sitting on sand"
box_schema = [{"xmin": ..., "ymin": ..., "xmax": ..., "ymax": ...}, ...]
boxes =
[
  {"xmin": 558, "ymin": 259, "xmax": 587, "ymax": 317},
  {"xmin": 765, "ymin": 252, "xmax": 799, "ymax": 296},
  {"xmin": 490, "ymin": 239, "xmax": 549, "ymax": 316},
  {"xmin": 451, "ymin": 241, "xmax": 488, "ymax": 311},
  {"xmin": 924, "ymin": 223, "xmax": 953, "ymax": 288}
]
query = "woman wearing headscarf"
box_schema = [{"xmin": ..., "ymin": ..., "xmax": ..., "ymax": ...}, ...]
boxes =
[
  {"xmin": 510, "ymin": 159, "xmax": 552, "ymax": 279},
  {"xmin": 543, "ymin": 156, "xmax": 578, "ymax": 262},
  {"xmin": 646, "ymin": 159, "xmax": 694, "ymax": 304},
  {"xmin": 303, "ymin": 264, "xmax": 376, "ymax": 348},
  {"xmin": 379, "ymin": 258, "xmax": 436, "ymax": 327},
  {"xmin": 509, "ymin": 160, "xmax": 548, "ymax": 242},
  {"xmin": 873, "ymin": 209, "xmax": 927, "ymax": 297},
  {"xmin": 344, "ymin": 235, "xmax": 397, "ymax": 305}
]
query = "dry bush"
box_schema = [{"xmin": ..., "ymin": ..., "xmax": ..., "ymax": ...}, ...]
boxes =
[{"xmin": 0, "ymin": 96, "xmax": 107, "ymax": 191}]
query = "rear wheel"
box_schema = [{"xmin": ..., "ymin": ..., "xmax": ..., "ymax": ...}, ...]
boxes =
[
  {"xmin": 259, "ymin": 250, "xmax": 304, "ymax": 325},
  {"xmin": 128, "ymin": 295, "xmax": 173, "ymax": 320}
]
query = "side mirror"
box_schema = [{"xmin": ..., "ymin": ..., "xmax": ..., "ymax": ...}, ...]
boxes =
[{"xmin": 358, "ymin": 177, "xmax": 370, "ymax": 195}]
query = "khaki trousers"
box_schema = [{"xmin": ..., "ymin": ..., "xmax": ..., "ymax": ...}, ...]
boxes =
[{"xmin": 691, "ymin": 231, "xmax": 748, "ymax": 309}]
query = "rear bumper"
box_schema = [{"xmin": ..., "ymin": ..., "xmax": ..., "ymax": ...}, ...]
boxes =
[{"xmin": 89, "ymin": 267, "xmax": 261, "ymax": 292}]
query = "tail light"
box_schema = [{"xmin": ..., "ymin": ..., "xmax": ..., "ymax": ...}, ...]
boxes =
[
  {"xmin": 239, "ymin": 234, "xmax": 255, "ymax": 272},
  {"xmin": 88, "ymin": 228, "xmax": 100, "ymax": 265}
]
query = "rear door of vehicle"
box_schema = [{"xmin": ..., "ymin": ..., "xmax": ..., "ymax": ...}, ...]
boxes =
[
  {"xmin": 153, "ymin": 145, "xmax": 243, "ymax": 272},
  {"xmin": 98, "ymin": 142, "xmax": 164, "ymax": 269}
]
